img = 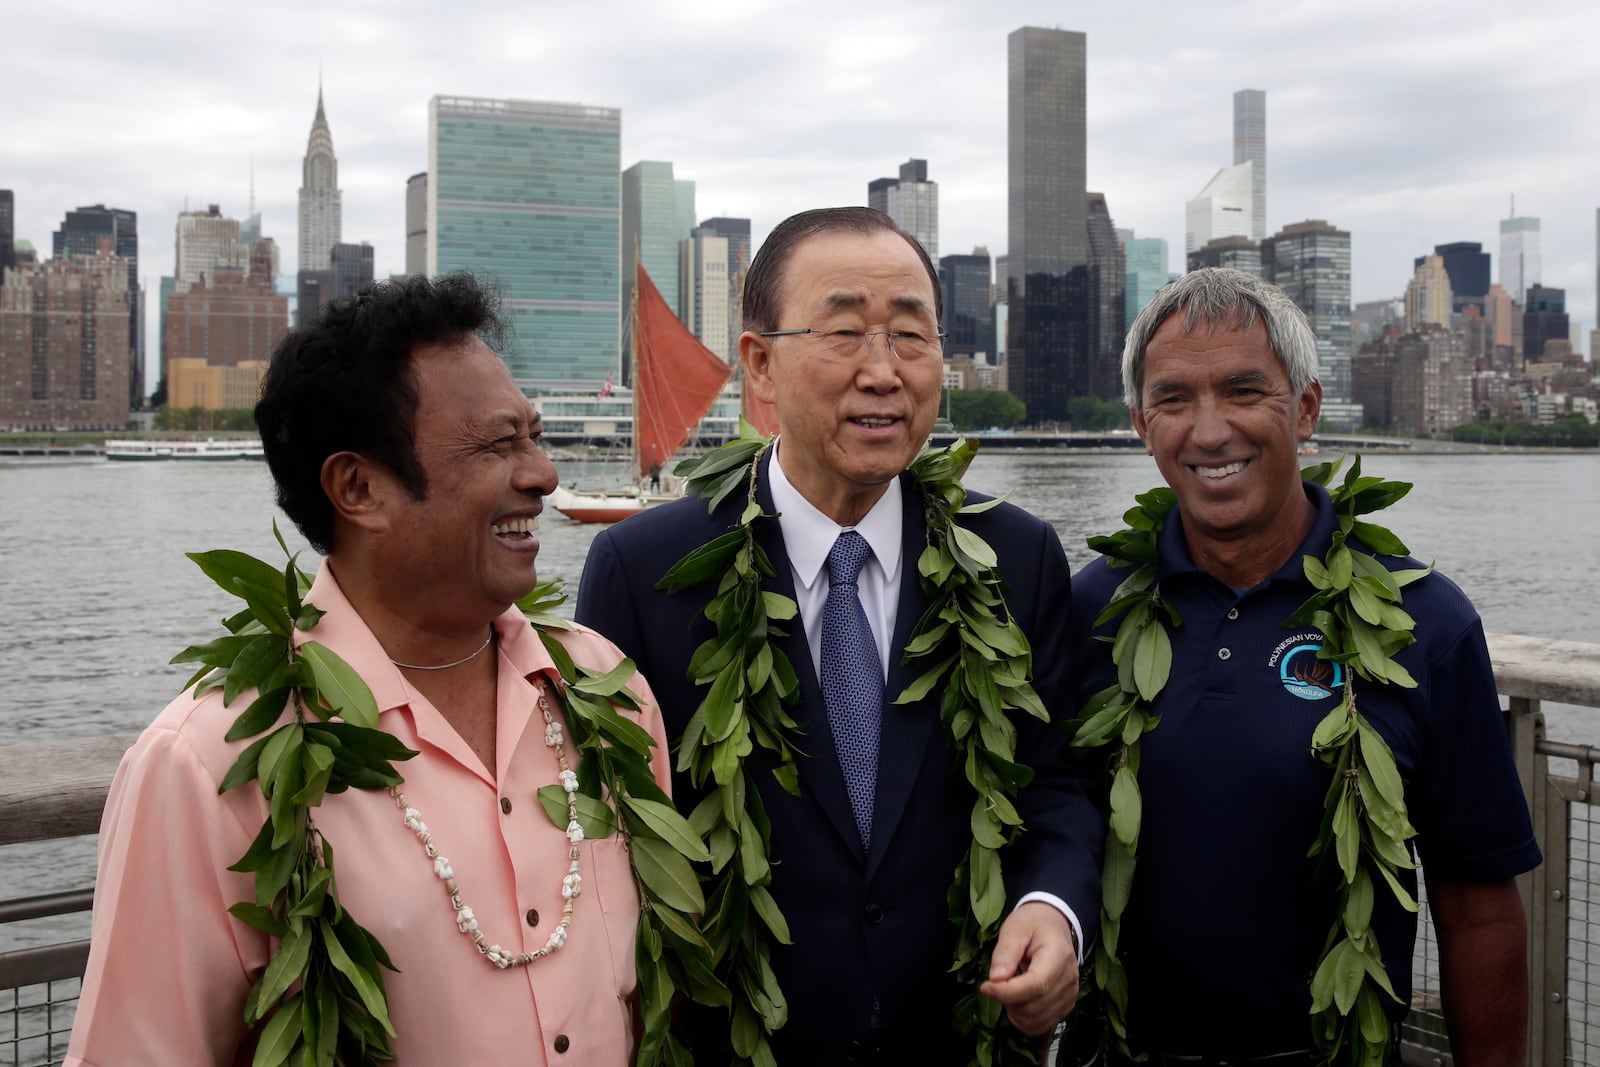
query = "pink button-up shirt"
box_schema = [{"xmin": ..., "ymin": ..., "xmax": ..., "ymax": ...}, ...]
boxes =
[{"xmin": 66, "ymin": 562, "xmax": 669, "ymax": 1066}]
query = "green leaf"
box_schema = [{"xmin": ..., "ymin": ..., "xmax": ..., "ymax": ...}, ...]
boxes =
[
  {"xmin": 748, "ymin": 885, "xmax": 792, "ymax": 944},
  {"xmin": 1351, "ymin": 519, "xmax": 1409, "ymax": 557},
  {"xmin": 219, "ymin": 733, "xmax": 275, "ymax": 793},
  {"xmin": 225, "ymin": 687, "xmax": 293, "ymax": 743},
  {"xmin": 320, "ymin": 919, "xmax": 396, "ymax": 1036},
  {"xmin": 571, "ymin": 659, "xmax": 637, "ymax": 698},
  {"xmin": 623, "ymin": 795, "xmax": 712, "ymax": 862},
  {"xmin": 251, "ymin": 989, "xmax": 304, "ymax": 1067},
  {"xmin": 1344, "ymin": 869, "xmax": 1374, "ymax": 938},
  {"xmin": 224, "ymin": 636, "xmax": 291, "ymax": 706},
  {"xmin": 1356, "ymin": 721, "xmax": 1406, "ymax": 810},
  {"xmin": 1130, "ymin": 621, "xmax": 1171, "ymax": 702},
  {"xmin": 631, "ymin": 835, "xmax": 706, "ymax": 914},
  {"xmin": 536, "ymin": 785, "xmax": 618, "ymax": 840},
  {"xmin": 969, "ymin": 844, "xmax": 1005, "ymax": 927},
  {"xmin": 656, "ymin": 530, "xmax": 744, "ymax": 592},
  {"xmin": 255, "ymin": 922, "xmax": 313, "ymax": 1015},
  {"xmin": 1108, "ymin": 765, "xmax": 1142, "ymax": 849},
  {"xmin": 1101, "ymin": 837, "xmax": 1135, "ymax": 920},
  {"xmin": 170, "ymin": 633, "xmax": 260, "ymax": 669},
  {"xmin": 1327, "ymin": 546, "xmax": 1353, "ymax": 591},
  {"xmin": 970, "ymin": 798, "xmax": 1006, "ymax": 849},
  {"xmin": 949, "ymin": 523, "xmax": 999, "ymax": 571},
  {"xmin": 299, "ymin": 642, "xmax": 381, "ymax": 728}
]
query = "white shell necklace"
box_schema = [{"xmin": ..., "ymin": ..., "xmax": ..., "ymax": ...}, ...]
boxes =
[{"xmin": 389, "ymin": 679, "xmax": 583, "ymax": 968}]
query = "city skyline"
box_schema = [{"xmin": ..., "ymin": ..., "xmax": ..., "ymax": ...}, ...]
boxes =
[{"xmin": 5, "ymin": 1, "xmax": 1597, "ymax": 390}]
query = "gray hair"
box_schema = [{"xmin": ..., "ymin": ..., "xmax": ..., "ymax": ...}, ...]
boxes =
[{"xmin": 1121, "ymin": 267, "xmax": 1320, "ymax": 411}]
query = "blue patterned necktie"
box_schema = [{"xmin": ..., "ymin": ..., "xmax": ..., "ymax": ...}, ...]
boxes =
[{"xmin": 821, "ymin": 530, "xmax": 884, "ymax": 850}]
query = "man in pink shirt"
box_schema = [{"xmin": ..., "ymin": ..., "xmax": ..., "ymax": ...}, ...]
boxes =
[{"xmin": 67, "ymin": 274, "xmax": 670, "ymax": 1065}]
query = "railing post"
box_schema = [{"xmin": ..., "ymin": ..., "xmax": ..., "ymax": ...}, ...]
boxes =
[{"xmin": 1507, "ymin": 695, "xmax": 1556, "ymax": 1065}]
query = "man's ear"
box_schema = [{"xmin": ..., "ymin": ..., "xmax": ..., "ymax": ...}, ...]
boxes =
[
  {"xmin": 1297, "ymin": 380, "xmax": 1323, "ymax": 441},
  {"xmin": 320, "ymin": 451, "xmax": 390, "ymax": 534},
  {"xmin": 739, "ymin": 332, "xmax": 778, "ymax": 405},
  {"xmin": 1129, "ymin": 407, "xmax": 1154, "ymax": 457}
]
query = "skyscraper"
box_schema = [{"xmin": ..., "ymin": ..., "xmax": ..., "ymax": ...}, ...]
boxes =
[
  {"xmin": 298, "ymin": 88, "xmax": 342, "ymax": 272},
  {"xmin": 1417, "ymin": 241, "xmax": 1489, "ymax": 310},
  {"xmin": 1187, "ymin": 235, "xmax": 1260, "ymax": 276},
  {"xmin": 1085, "ymin": 192, "xmax": 1126, "ymax": 398},
  {"xmin": 52, "ymin": 204, "xmax": 141, "ymax": 407},
  {"xmin": 175, "ymin": 206, "xmax": 247, "ymax": 292},
  {"xmin": 1404, "ymin": 254, "xmax": 1453, "ymax": 331},
  {"xmin": 1185, "ymin": 162, "xmax": 1254, "ymax": 253},
  {"xmin": 330, "ymin": 242, "xmax": 375, "ymax": 303},
  {"xmin": 1007, "ymin": 25, "xmax": 1088, "ymax": 424},
  {"xmin": 939, "ymin": 248, "xmax": 994, "ymax": 358},
  {"xmin": 1522, "ymin": 285, "xmax": 1568, "ymax": 361},
  {"xmin": 1123, "ymin": 236, "xmax": 1169, "ymax": 332},
  {"xmin": 1233, "ymin": 90, "xmax": 1266, "ymax": 241},
  {"xmin": 0, "ymin": 248, "xmax": 131, "ymax": 429},
  {"xmin": 0, "ymin": 190, "xmax": 14, "ymax": 279},
  {"xmin": 696, "ymin": 216, "xmax": 752, "ymax": 357},
  {"xmin": 623, "ymin": 161, "xmax": 695, "ymax": 323},
  {"xmin": 427, "ymin": 95, "xmax": 621, "ymax": 388},
  {"xmin": 1261, "ymin": 219, "xmax": 1357, "ymax": 428},
  {"xmin": 868, "ymin": 159, "xmax": 939, "ymax": 262},
  {"xmin": 1498, "ymin": 211, "xmax": 1540, "ymax": 303},
  {"xmin": 405, "ymin": 173, "xmax": 428, "ymax": 278},
  {"xmin": 679, "ymin": 230, "xmax": 731, "ymax": 362}
]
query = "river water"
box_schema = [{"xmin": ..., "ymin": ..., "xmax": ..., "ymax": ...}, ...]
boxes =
[{"xmin": 1, "ymin": 449, "xmax": 1596, "ymax": 955}]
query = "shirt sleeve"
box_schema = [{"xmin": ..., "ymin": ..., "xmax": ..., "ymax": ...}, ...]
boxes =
[
  {"xmin": 66, "ymin": 719, "xmax": 268, "ymax": 1067},
  {"xmin": 1413, "ymin": 613, "xmax": 1541, "ymax": 882}
]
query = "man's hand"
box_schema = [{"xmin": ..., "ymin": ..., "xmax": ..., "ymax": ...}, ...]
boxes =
[{"xmin": 979, "ymin": 901, "xmax": 1080, "ymax": 1036}]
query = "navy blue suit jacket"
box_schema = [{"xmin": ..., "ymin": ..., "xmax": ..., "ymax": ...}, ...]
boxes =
[{"xmin": 576, "ymin": 457, "xmax": 1104, "ymax": 1065}]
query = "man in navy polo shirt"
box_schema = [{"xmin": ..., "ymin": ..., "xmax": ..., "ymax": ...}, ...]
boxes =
[{"xmin": 1068, "ymin": 268, "xmax": 1539, "ymax": 1063}]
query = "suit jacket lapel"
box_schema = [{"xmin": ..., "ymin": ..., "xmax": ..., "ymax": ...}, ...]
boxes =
[
  {"xmin": 754, "ymin": 453, "xmax": 866, "ymax": 861},
  {"xmin": 865, "ymin": 474, "xmax": 941, "ymax": 882}
]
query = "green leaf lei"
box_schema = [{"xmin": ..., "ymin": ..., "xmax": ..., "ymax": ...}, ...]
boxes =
[
  {"xmin": 1069, "ymin": 455, "xmax": 1431, "ymax": 1067},
  {"xmin": 171, "ymin": 528, "xmax": 711, "ymax": 1067},
  {"xmin": 662, "ymin": 419, "xmax": 1050, "ymax": 1066}
]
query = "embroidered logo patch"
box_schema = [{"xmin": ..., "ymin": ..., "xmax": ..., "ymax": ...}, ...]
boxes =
[{"xmin": 1275, "ymin": 641, "xmax": 1344, "ymax": 701}]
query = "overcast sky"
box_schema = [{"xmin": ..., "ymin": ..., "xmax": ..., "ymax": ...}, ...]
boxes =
[{"xmin": 8, "ymin": 0, "xmax": 1597, "ymax": 388}]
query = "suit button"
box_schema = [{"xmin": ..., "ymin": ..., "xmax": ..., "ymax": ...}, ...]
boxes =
[
  {"xmin": 864, "ymin": 902, "xmax": 885, "ymax": 924},
  {"xmin": 554, "ymin": 1034, "xmax": 570, "ymax": 1053},
  {"xmin": 526, "ymin": 908, "xmax": 539, "ymax": 927},
  {"xmin": 500, "ymin": 796, "xmax": 512, "ymax": 814}
]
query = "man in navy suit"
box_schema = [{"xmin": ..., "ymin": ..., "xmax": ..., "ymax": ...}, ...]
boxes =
[{"xmin": 576, "ymin": 207, "xmax": 1103, "ymax": 1064}]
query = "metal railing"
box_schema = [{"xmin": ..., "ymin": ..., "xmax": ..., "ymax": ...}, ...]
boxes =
[{"xmin": 2, "ymin": 637, "xmax": 1598, "ymax": 1066}]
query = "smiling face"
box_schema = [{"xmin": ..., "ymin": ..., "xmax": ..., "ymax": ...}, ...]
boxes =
[
  {"xmin": 379, "ymin": 336, "xmax": 557, "ymax": 625},
  {"xmin": 740, "ymin": 229, "xmax": 943, "ymax": 526},
  {"xmin": 1131, "ymin": 311, "xmax": 1322, "ymax": 581}
]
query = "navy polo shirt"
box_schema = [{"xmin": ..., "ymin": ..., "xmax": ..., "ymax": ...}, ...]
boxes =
[{"xmin": 1069, "ymin": 482, "xmax": 1540, "ymax": 1055}]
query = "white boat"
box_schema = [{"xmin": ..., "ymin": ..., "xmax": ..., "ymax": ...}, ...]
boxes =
[
  {"xmin": 546, "ymin": 484, "xmax": 681, "ymax": 524},
  {"xmin": 105, "ymin": 438, "xmax": 264, "ymax": 461}
]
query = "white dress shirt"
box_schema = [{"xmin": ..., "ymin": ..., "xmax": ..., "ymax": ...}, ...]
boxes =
[{"xmin": 767, "ymin": 442, "xmax": 1084, "ymax": 958}]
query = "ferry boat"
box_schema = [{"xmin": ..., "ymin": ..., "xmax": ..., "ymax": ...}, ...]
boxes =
[{"xmin": 104, "ymin": 438, "xmax": 264, "ymax": 462}]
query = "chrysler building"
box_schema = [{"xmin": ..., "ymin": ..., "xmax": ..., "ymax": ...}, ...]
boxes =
[{"xmin": 297, "ymin": 88, "xmax": 342, "ymax": 270}]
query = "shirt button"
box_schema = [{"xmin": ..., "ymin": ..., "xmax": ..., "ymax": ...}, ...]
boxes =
[
  {"xmin": 554, "ymin": 1035, "xmax": 570, "ymax": 1054},
  {"xmin": 526, "ymin": 908, "xmax": 539, "ymax": 927},
  {"xmin": 500, "ymin": 797, "xmax": 512, "ymax": 815},
  {"xmin": 1226, "ymin": 607, "xmax": 1240, "ymax": 620},
  {"xmin": 1218, "ymin": 647, "xmax": 1232, "ymax": 661}
]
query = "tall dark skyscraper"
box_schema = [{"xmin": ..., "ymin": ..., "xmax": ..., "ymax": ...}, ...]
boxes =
[
  {"xmin": 1522, "ymin": 285, "xmax": 1568, "ymax": 361},
  {"xmin": 1414, "ymin": 241, "xmax": 1489, "ymax": 310},
  {"xmin": 1085, "ymin": 192, "xmax": 1126, "ymax": 399},
  {"xmin": 52, "ymin": 204, "xmax": 141, "ymax": 407},
  {"xmin": 939, "ymin": 249, "xmax": 994, "ymax": 358},
  {"xmin": 329, "ymin": 242, "xmax": 375, "ymax": 303},
  {"xmin": 0, "ymin": 190, "xmax": 14, "ymax": 279},
  {"xmin": 1007, "ymin": 25, "xmax": 1088, "ymax": 424}
]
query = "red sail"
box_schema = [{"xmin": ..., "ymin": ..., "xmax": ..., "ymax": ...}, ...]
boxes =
[{"xmin": 632, "ymin": 264, "xmax": 734, "ymax": 480}]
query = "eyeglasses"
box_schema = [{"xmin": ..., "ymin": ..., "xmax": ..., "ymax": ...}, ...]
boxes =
[{"xmin": 757, "ymin": 327, "xmax": 948, "ymax": 363}]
